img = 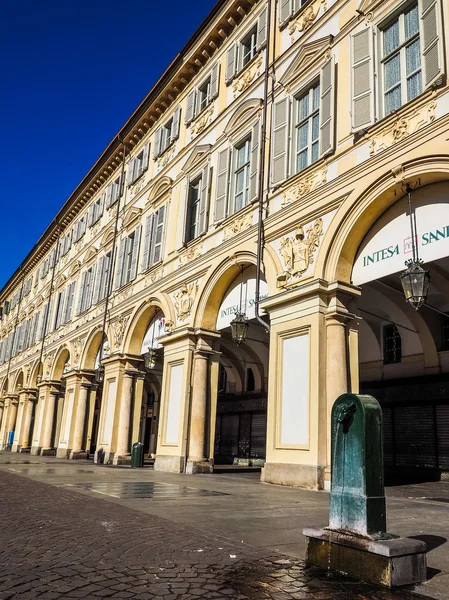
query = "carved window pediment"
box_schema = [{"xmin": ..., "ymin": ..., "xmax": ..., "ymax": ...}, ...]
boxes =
[
  {"xmin": 83, "ymin": 247, "xmax": 98, "ymax": 265},
  {"xmin": 100, "ymin": 228, "xmax": 115, "ymax": 249},
  {"xmin": 69, "ymin": 260, "xmax": 81, "ymax": 277},
  {"xmin": 279, "ymin": 35, "xmax": 333, "ymax": 92},
  {"xmin": 122, "ymin": 206, "xmax": 142, "ymax": 230},
  {"xmin": 147, "ymin": 176, "xmax": 173, "ymax": 207},
  {"xmin": 182, "ymin": 144, "xmax": 212, "ymax": 175},
  {"xmin": 224, "ymin": 98, "xmax": 263, "ymax": 140}
]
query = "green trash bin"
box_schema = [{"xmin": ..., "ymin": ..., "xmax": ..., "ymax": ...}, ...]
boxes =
[{"xmin": 131, "ymin": 442, "xmax": 144, "ymax": 468}]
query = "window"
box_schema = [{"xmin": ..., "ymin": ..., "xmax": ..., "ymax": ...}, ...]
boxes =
[
  {"xmin": 73, "ymin": 215, "xmax": 86, "ymax": 243},
  {"xmin": 106, "ymin": 176, "xmax": 123, "ymax": 209},
  {"xmin": 246, "ymin": 368, "xmax": 255, "ymax": 392},
  {"xmin": 141, "ymin": 206, "xmax": 166, "ymax": 271},
  {"xmin": 77, "ymin": 266, "xmax": 96, "ymax": 314},
  {"xmin": 198, "ymin": 77, "xmax": 211, "ymax": 113},
  {"xmin": 219, "ymin": 364, "xmax": 228, "ymax": 394},
  {"xmin": 128, "ymin": 144, "xmax": 149, "ymax": 185},
  {"xmin": 98, "ymin": 252, "xmax": 111, "ymax": 302},
  {"xmin": 185, "ymin": 65, "xmax": 220, "ymax": 125},
  {"xmin": 381, "ymin": 3, "xmax": 422, "ymax": 115},
  {"xmin": 64, "ymin": 281, "xmax": 76, "ymax": 323},
  {"xmin": 279, "ymin": 0, "xmax": 313, "ymax": 25},
  {"xmin": 153, "ymin": 108, "xmax": 181, "ymax": 159},
  {"xmin": 114, "ymin": 226, "xmax": 142, "ymax": 289},
  {"xmin": 55, "ymin": 290, "xmax": 66, "ymax": 329},
  {"xmin": 88, "ymin": 194, "xmax": 105, "ymax": 227},
  {"xmin": 187, "ymin": 178, "xmax": 202, "ymax": 242},
  {"xmin": 241, "ymin": 26, "xmax": 257, "ymax": 68},
  {"xmin": 351, "ymin": 1, "xmax": 444, "ymax": 131},
  {"xmin": 233, "ymin": 138, "xmax": 251, "ymax": 213},
  {"xmin": 383, "ymin": 324, "xmax": 402, "ymax": 364},
  {"xmin": 294, "ymin": 82, "xmax": 320, "ymax": 173},
  {"xmin": 225, "ymin": 9, "xmax": 267, "ymax": 83}
]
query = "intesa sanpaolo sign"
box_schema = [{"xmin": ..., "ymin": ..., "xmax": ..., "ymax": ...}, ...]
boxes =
[{"xmin": 352, "ymin": 182, "xmax": 449, "ymax": 286}]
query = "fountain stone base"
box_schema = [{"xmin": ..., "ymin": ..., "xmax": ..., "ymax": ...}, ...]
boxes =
[{"xmin": 304, "ymin": 527, "xmax": 427, "ymax": 588}]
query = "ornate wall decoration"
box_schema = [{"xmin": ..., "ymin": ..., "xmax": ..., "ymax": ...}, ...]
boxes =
[
  {"xmin": 281, "ymin": 167, "xmax": 327, "ymax": 208},
  {"xmin": 276, "ymin": 218, "xmax": 324, "ymax": 286},
  {"xmin": 288, "ymin": 0, "xmax": 327, "ymax": 41},
  {"xmin": 43, "ymin": 352, "xmax": 56, "ymax": 380},
  {"xmin": 72, "ymin": 336, "xmax": 87, "ymax": 370},
  {"xmin": 112, "ymin": 285, "xmax": 134, "ymax": 307},
  {"xmin": 173, "ymin": 281, "xmax": 198, "ymax": 322},
  {"xmin": 111, "ymin": 314, "xmax": 129, "ymax": 353},
  {"xmin": 145, "ymin": 267, "xmax": 163, "ymax": 287},
  {"xmin": 178, "ymin": 245, "xmax": 202, "ymax": 267},
  {"xmin": 129, "ymin": 176, "xmax": 146, "ymax": 200},
  {"xmin": 233, "ymin": 54, "xmax": 263, "ymax": 98},
  {"xmin": 223, "ymin": 213, "xmax": 253, "ymax": 241},
  {"xmin": 191, "ymin": 106, "xmax": 214, "ymax": 136},
  {"xmin": 369, "ymin": 100, "xmax": 437, "ymax": 157},
  {"xmin": 157, "ymin": 148, "xmax": 174, "ymax": 170}
]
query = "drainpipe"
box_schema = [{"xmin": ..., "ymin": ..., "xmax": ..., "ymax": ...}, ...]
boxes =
[
  {"xmin": 97, "ymin": 136, "xmax": 128, "ymax": 371},
  {"xmin": 255, "ymin": 0, "xmax": 274, "ymax": 333},
  {"xmin": 37, "ymin": 223, "xmax": 62, "ymax": 381},
  {"xmin": 5, "ymin": 269, "xmax": 26, "ymax": 388}
]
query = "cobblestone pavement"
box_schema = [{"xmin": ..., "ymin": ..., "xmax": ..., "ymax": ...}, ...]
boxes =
[{"xmin": 0, "ymin": 469, "xmax": 428, "ymax": 600}]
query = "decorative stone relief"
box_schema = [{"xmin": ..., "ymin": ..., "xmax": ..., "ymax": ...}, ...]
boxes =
[
  {"xmin": 164, "ymin": 320, "xmax": 174, "ymax": 334},
  {"xmin": 369, "ymin": 100, "xmax": 437, "ymax": 157},
  {"xmin": 191, "ymin": 106, "xmax": 214, "ymax": 136},
  {"xmin": 276, "ymin": 218, "xmax": 324, "ymax": 287},
  {"xmin": 43, "ymin": 352, "xmax": 56, "ymax": 380},
  {"xmin": 157, "ymin": 148, "xmax": 174, "ymax": 170},
  {"xmin": 233, "ymin": 54, "xmax": 263, "ymax": 97},
  {"xmin": 173, "ymin": 281, "xmax": 198, "ymax": 322},
  {"xmin": 144, "ymin": 267, "xmax": 163, "ymax": 287},
  {"xmin": 129, "ymin": 176, "xmax": 146, "ymax": 199},
  {"xmin": 288, "ymin": 0, "xmax": 327, "ymax": 41},
  {"xmin": 178, "ymin": 245, "xmax": 202, "ymax": 267},
  {"xmin": 223, "ymin": 213, "xmax": 253, "ymax": 241},
  {"xmin": 72, "ymin": 336, "xmax": 86, "ymax": 370},
  {"xmin": 112, "ymin": 285, "xmax": 134, "ymax": 306},
  {"xmin": 111, "ymin": 314, "xmax": 129, "ymax": 353},
  {"xmin": 281, "ymin": 167, "xmax": 328, "ymax": 208}
]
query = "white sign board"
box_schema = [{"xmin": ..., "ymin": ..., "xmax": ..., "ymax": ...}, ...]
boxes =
[
  {"xmin": 352, "ymin": 182, "xmax": 449, "ymax": 285},
  {"xmin": 216, "ymin": 268, "xmax": 268, "ymax": 330}
]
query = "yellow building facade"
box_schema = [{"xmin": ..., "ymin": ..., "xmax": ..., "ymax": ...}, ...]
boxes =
[{"xmin": 1, "ymin": 0, "xmax": 448, "ymax": 488}]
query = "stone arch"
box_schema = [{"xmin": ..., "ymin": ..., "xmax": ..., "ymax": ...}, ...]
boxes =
[
  {"xmin": 80, "ymin": 326, "xmax": 110, "ymax": 371},
  {"xmin": 148, "ymin": 176, "xmax": 173, "ymax": 205},
  {"xmin": 316, "ymin": 157, "xmax": 449, "ymax": 283},
  {"xmin": 50, "ymin": 346, "xmax": 70, "ymax": 381},
  {"xmin": 0, "ymin": 377, "xmax": 8, "ymax": 396},
  {"xmin": 29, "ymin": 360, "xmax": 43, "ymax": 388},
  {"xmin": 122, "ymin": 295, "xmax": 174, "ymax": 356},
  {"xmin": 193, "ymin": 249, "xmax": 278, "ymax": 330},
  {"xmin": 13, "ymin": 369, "xmax": 24, "ymax": 393}
]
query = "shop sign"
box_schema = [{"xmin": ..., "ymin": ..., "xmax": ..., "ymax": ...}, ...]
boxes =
[
  {"xmin": 216, "ymin": 269, "xmax": 268, "ymax": 330},
  {"xmin": 352, "ymin": 184, "xmax": 449, "ymax": 285}
]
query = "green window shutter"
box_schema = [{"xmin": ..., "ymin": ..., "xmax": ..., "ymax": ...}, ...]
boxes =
[
  {"xmin": 214, "ymin": 148, "xmax": 230, "ymax": 222},
  {"xmin": 419, "ymin": 0, "xmax": 444, "ymax": 88},
  {"xmin": 319, "ymin": 56, "xmax": 335, "ymax": 158},
  {"xmin": 250, "ymin": 121, "xmax": 260, "ymax": 203},
  {"xmin": 351, "ymin": 28, "xmax": 375, "ymax": 132},
  {"xmin": 272, "ymin": 98, "xmax": 290, "ymax": 185}
]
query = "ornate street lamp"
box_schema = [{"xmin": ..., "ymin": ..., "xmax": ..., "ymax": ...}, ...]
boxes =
[
  {"xmin": 143, "ymin": 347, "xmax": 158, "ymax": 371},
  {"xmin": 230, "ymin": 312, "xmax": 249, "ymax": 346},
  {"xmin": 399, "ymin": 184, "xmax": 430, "ymax": 310},
  {"xmin": 94, "ymin": 364, "xmax": 105, "ymax": 384},
  {"xmin": 230, "ymin": 266, "xmax": 249, "ymax": 345}
]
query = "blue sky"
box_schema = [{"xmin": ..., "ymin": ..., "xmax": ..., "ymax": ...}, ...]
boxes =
[{"xmin": 0, "ymin": 0, "xmax": 216, "ymax": 289}]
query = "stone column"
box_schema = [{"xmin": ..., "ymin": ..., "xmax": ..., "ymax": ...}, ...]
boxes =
[
  {"xmin": 0, "ymin": 400, "xmax": 5, "ymax": 448},
  {"xmin": 187, "ymin": 352, "xmax": 209, "ymax": 468},
  {"xmin": 70, "ymin": 383, "xmax": 90, "ymax": 459},
  {"xmin": 113, "ymin": 371, "xmax": 134, "ymax": 464},
  {"xmin": 40, "ymin": 391, "xmax": 58, "ymax": 454},
  {"xmin": 6, "ymin": 397, "xmax": 18, "ymax": 445},
  {"xmin": 0, "ymin": 399, "xmax": 11, "ymax": 448},
  {"xmin": 21, "ymin": 396, "xmax": 36, "ymax": 451}
]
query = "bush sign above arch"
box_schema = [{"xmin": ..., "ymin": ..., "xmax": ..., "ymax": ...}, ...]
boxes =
[{"xmin": 352, "ymin": 182, "xmax": 449, "ymax": 285}]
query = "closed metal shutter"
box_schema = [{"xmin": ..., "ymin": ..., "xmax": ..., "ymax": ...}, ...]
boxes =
[
  {"xmin": 394, "ymin": 406, "xmax": 437, "ymax": 469},
  {"xmin": 220, "ymin": 414, "xmax": 239, "ymax": 458},
  {"xmin": 250, "ymin": 412, "xmax": 267, "ymax": 459},
  {"xmin": 436, "ymin": 405, "xmax": 449, "ymax": 470},
  {"xmin": 382, "ymin": 407, "xmax": 394, "ymax": 467}
]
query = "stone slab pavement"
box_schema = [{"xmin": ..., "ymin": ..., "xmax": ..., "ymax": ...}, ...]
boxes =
[{"xmin": 0, "ymin": 453, "xmax": 447, "ymax": 600}]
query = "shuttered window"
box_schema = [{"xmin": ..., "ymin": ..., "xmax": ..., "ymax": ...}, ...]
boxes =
[
  {"xmin": 153, "ymin": 108, "xmax": 181, "ymax": 159},
  {"xmin": 128, "ymin": 144, "xmax": 150, "ymax": 185},
  {"xmin": 294, "ymin": 81, "xmax": 320, "ymax": 174},
  {"xmin": 279, "ymin": 0, "xmax": 313, "ymax": 26},
  {"xmin": 225, "ymin": 8, "xmax": 267, "ymax": 83},
  {"xmin": 233, "ymin": 137, "xmax": 251, "ymax": 213},
  {"xmin": 115, "ymin": 227, "xmax": 142, "ymax": 288},
  {"xmin": 98, "ymin": 252, "xmax": 111, "ymax": 302}
]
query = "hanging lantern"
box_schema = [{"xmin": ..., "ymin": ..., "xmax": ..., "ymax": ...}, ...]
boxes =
[
  {"xmin": 95, "ymin": 364, "xmax": 105, "ymax": 384},
  {"xmin": 143, "ymin": 347, "xmax": 157, "ymax": 370},
  {"xmin": 230, "ymin": 311, "xmax": 249, "ymax": 346},
  {"xmin": 400, "ymin": 259, "xmax": 430, "ymax": 310}
]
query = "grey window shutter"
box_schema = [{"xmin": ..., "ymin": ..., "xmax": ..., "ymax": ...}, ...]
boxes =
[
  {"xmin": 46, "ymin": 298, "xmax": 55, "ymax": 335},
  {"xmin": 199, "ymin": 166, "xmax": 210, "ymax": 235},
  {"xmin": 272, "ymin": 98, "xmax": 290, "ymax": 185},
  {"xmin": 186, "ymin": 90, "xmax": 196, "ymax": 124},
  {"xmin": 98, "ymin": 193, "xmax": 105, "ymax": 219},
  {"xmin": 279, "ymin": 0, "xmax": 292, "ymax": 25},
  {"xmin": 225, "ymin": 44, "xmax": 237, "ymax": 83},
  {"xmin": 80, "ymin": 217, "xmax": 86, "ymax": 238},
  {"xmin": 114, "ymin": 238, "xmax": 125, "ymax": 290},
  {"xmin": 319, "ymin": 56, "xmax": 335, "ymax": 158},
  {"xmin": 351, "ymin": 28, "xmax": 375, "ymax": 132},
  {"xmin": 128, "ymin": 158, "xmax": 136, "ymax": 184},
  {"xmin": 153, "ymin": 128, "xmax": 162, "ymax": 159},
  {"xmin": 419, "ymin": 0, "xmax": 444, "ymax": 88},
  {"xmin": 64, "ymin": 282, "xmax": 75, "ymax": 323},
  {"xmin": 215, "ymin": 148, "xmax": 230, "ymax": 222},
  {"xmin": 257, "ymin": 8, "xmax": 268, "ymax": 49},
  {"xmin": 210, "ymin": 63, "xmax": 220, "ymax": 99},
  {"xmin": 87, "ymin": 205, "xmax": 95, "ymax": 227},
  {"xmin": 73, "ymin": 222, "xmax": 79, "ymax": 243},
  {"xmin": 152, "ymin": 206, "xmax": 166, "ymax": 265},
  {"xmin": 141, "ymin": 215, "xmax": 153, "ymax": 272},
  {"xmin": 171, "ymin": 107, "xmax": 181, "ymax": 143},
  {"xmin": 129, "ymin": 225, "xmax": 142, "ymax": 282},
  {"xmin": 75, "ymin": 272, "xmax": 86, "ymax": 316},
  {"xmin": 88, "ymin": 264, "xmax": 97, "ymax": 308},
  {"xmin": 56, "ymin": 289, "xmax": 66, "ymax": 329},
  {"xmin": 105, "ymin": 183, "xmax": 113, "ymax": 209},
  {"xmin": 92, "ymin": 258, "xmax": 103, "ymax": 306},
  {"xmin": 250, "ymin": 122, "xmax": 260, "ymax": 203},
  {"xmin": 142, "ymin": 143, "xmax": 150, "ymax": 172}
]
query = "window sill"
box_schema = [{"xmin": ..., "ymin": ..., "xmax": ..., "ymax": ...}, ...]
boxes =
[
  {"xmin": 128, "ymin": 169, "xmax": 147, "ymax": 188},
  {"xmin": 226, "ymin": 51, "xmax": 262, "ymax": 86}
]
